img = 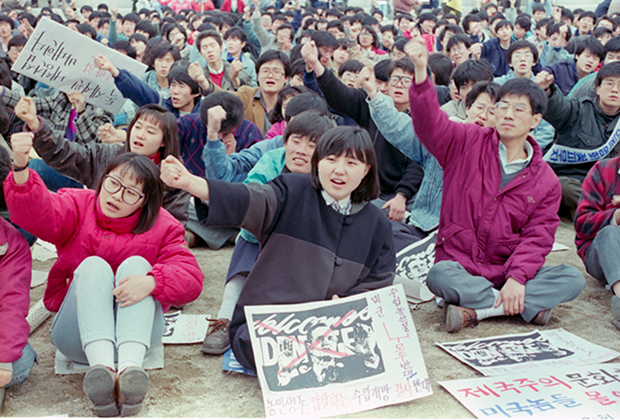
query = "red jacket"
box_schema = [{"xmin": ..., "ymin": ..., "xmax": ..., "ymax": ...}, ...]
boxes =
[
  {"xmin": 4, "ymin": 170, "xmax": 203, "ymax": 313},
  {"xmin": 575, "ymin": 158, "xmax": 620, "ymax": 260},
  {"xmin": 221, "ymin": 0, "xmax": 245, "ymax": 12},
  {"xmin": 0, "ymin": 218, "xmax": 31, "ymax": 364},
  {"xmin": 409, "ymin": 78, "xmax": 561, "ymax": 287}
]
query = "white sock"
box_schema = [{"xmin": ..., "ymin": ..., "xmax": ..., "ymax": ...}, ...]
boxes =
[
  {"xmin": 475, "ymin": 289, "xmax": 504, "ymax": 320},
  {"xmin": 117, "ymin": 341, "xmax": 147, "ymax": 373},
  {"xmin": 84, "ymin": 340, "xmax": 115, "ymax": 370},
  {"xmin": 217, "ymin": 274, "xmax": 246, "ymax": 320}
]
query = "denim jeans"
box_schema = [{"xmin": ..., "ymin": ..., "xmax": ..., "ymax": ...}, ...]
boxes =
[
  {"xmin": 29, "ymin": 159, "xmax": 83, "ymax": 193},
  {"xmin": 584, "ymin": 225, "xmax": 620, "ymax": 293},
  {"xmin": 49, "ymin": 256, "xmax": 164, "ymax": 365},
  {"xmin": 4, "ymin": 343, "xmax": 37, "ymax": 388}
]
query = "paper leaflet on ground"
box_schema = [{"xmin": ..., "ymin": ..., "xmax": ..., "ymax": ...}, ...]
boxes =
[
  {"xmin": 551, "ymin": 242, "xmax": 569, "ymax": 252},
  {"xmin": 32, "ymin": 239, "xmax": 57, "ymax": 261},
  {"xmin": 439, "ymin": 363, "xmax": 620, "ymax": 419},
  {"xmin": 162, "ymin": 311, "xmax": 210, "ymax": 344},
  {"xmin": 31, "ymin": 270, "xmax": 48, "ymax": 288},
  {"xmin": 437, "ymin": 329, "xmax": 619, "ymax": 377},
  {"xmin": 222, "ymin": 349, "xmax": 257, "ymax": 376},
  {"xmin": 244, "ymin": 284, "xmax": 432, "ymax": 418},
  {"xmin": 54, "ymin": 342, "xmax": 163, "ymax": 374},
  {"xmin": 11, "ymin": 18, "xmax": 146, "ymax": 114},
  {"xmin": 394, "ymin": 231, "xmax": 437, "ymax": 303}
]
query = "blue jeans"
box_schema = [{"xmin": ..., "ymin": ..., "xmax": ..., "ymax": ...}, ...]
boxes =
[
  {"xmin": 4, "ymin": 343, "xmax": 36, "ymax": 388},
  {"xmin": 49, "ymin": 256, "xmax": 164, "ymax": 365},
  {"xmin": 29, "ymin": 159, "xmax": 83, "ymax": 193},
  {"xmin": 584, "ymin": 225, "xmax": 620, "ymax": 293}
]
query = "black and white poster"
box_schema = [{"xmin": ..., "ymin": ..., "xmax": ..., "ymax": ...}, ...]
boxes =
[{"xmin": 244, "ymin": 285, "xmax": 432, "ymax": 418}]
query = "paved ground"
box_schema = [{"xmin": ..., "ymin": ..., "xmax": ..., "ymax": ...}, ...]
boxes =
[{"xmin": 2, "ymin": 219, "xmax": 619, "ymax": 418}]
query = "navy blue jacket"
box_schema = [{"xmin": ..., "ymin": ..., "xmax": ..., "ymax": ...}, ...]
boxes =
[
  {"xmin": 481, "ymin": 38, "xmax": 513, "ymax": 77},
  {"xmin": 543, "ymin": 59, "xmax": 579, "ymax": 97}
]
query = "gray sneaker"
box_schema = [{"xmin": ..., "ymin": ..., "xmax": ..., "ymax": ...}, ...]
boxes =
[{"xmin": 201, "ymin": 318, "xmax": 230, "ymax": 355}]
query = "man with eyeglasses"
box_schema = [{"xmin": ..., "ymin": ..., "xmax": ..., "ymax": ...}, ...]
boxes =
[
  {"xmin": 405, "ymin": 37, "xmax": 585, "ymax": 333},
  {"xmin": 536, "ymin": 61, "xmax": 620, "ymax": 220},
  {"xmin": 494, "ymin": 40, "xmax": 556, "ymax": 151},
  {"xmin": 302, "ymin": 40, "xmax": 424, "ymax": 223},
  {"xmin": 199, "ymin": 50, "xmax": 292, "ymax": 134}
]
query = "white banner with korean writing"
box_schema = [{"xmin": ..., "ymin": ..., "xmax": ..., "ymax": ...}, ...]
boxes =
[
  {"xmin": 244, "ymin": 284, "xmax": 432, "ymax": 418},
  {"xmin": 12, "ymin": 17, "xmax": 146, "ymax": 114},
  {"xmin": 162, "ymin": 311, "xmax": 211, "ymax": 344},
  {"xmin": 440, "ymin": 363, "xmax": 620, "ymax": 419},
  {"xmin": 437, "ymin": 329, "xmax": 619, "ymax": 377}
]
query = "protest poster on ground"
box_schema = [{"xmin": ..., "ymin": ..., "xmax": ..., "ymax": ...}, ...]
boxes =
[
  {"xmin": 162, "ymin": 311, "xmax": 211, "ymax": 344},
  {"xmin": 394, "ymin": 231, "xmax": 437, "ymax": 303},
  {"xmin": 222, "ymin": 349, "xmax": 257, "ymax": 376},
  {"xmin": 440, "ymin": 363, "xmax": 620, "ymax": 419},
  {"xmin": 437, "ymin": 329, "xmax": 619, "ymax": 377},
  {"xmin": 12, "ymin": 18, "xmax": 146, "ymax": 114},
  {"xmin": 244, "ymin": 284, "xmax": 432, "ymax": 418}
]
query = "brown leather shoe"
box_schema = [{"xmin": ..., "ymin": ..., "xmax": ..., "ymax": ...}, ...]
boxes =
[
  {"xmin": 531, "ymin": 309, "xmax": 551, "ymax": 326},
  {"xmin": 446, "ymin": 304, "xmax": 478, "ymax": 333},
  {"xmin": 184, "ymin": 230, "xmax": 201, "ymax": 248},
  {"xmin": 201, "ymin": 318, "xmax": 231, "ymax": 355}
]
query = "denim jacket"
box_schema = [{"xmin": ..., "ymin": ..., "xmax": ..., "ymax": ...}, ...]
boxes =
[{"xmin": 366, "ymin": 92, "xmax": 442, "ymax": 231}]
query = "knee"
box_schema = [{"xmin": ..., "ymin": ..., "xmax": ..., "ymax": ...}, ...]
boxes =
[
  {"xmin": 74, "ymin": 256, "xmax": 113, "ymax": 284},
  {"xmin": 558, "ymin": 265, "xmax": 586, "ymax": 299},
  {"xmin": 426, "ymin": 261, "xmax": 457, "ymax": 296},
  {"xmin": 595, "ymin": 225, "xmax": 620, "ymax": 243},
  {"xmin": 116, "ymin": 256, "xmax": 152, "ymax": 283}
]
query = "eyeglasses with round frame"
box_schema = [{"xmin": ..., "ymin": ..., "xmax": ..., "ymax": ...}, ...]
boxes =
[
  {"xmin": 258, "ymin": 67, "xmax": 285, "ymax": 79},
  {"xmin": 388, "ymin": 75, "xmax": 413, "ymax": 87},
  {"xmin": 493, "ymin": 101, "xmax": 532, "ymax": 117},
  {"xmin": 103, "ymin": 175, "xmax": 144, "ymax": 205}
]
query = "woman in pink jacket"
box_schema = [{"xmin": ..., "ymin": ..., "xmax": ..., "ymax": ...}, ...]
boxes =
[{"xmin": 4, "ymin": 139, "xmax": 203, "ymax": 416}]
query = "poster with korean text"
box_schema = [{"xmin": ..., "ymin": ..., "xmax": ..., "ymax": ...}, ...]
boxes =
[
  {"xmin": 244, "ymin": 284, "xmax": 432, "ymax": 418},
  {"xmin": 12, "ymin": 18, "xmax": 146, "ymax": 114},
  {"xmin": 440, "ymin": 363, "xmax": 620, "ymax": 419},
  {"xmin": 437, "ymin": 329, "xmax": 619, "ymax": 377}
]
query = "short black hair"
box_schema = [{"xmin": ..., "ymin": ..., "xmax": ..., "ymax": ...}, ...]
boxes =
[
  {"xmin": 143, "ymin": 40, "xmax": 181, "ymax": 69},
  {"xmin": 98, "ymin": 18, "xmax": 110, "ymax": 29},
  {"xmin": 269, "ymin": 85, "xmax": 312, "ymax": 124},
  {"xmin": 290, "ymin": 57, "xmax": 306, "ymax": 77},
  {"xmin": 361, "ymin": 15, "xmax": 379, "ymax": 26},
  {"xmin": 310, "ymin": 126, "xmax": 380, "ymax": 203},
  {"xmin": 168, "ymin": 62, "xmax": 200, "ymax": 96},
  {"xmin": 224, "ymin": 26, "xmax": 247, "ymax": 43},
  {"xmin": 7, "ymin": 34, "xmax": 27, "ymax": 49},
  {"xmin": 446, "ymin": 34, "xmax": 473, "ymax": 52},
  {"xmin": 532, "ymin": 4, "xmax": 545, "ymax": 14},
  {"xmin": 284, "ymin": 92, "xmax": 329, "ymax": 122},
  {"xmin": 497, "ymin": 78, "xmax": 547, "ymax": 116},
  {"xmin": 514, "ymin": 14, "xmax": 532, "ymax": 32},
  {"xmin": 579, "ymin": 11, "xmax": 597, "ymax": 22},
  {"xmin": 547, "ymin": 22, "xmax": 571, "ymax": 43},
  {"xmin": 327, "ymin": 19, "xmax": 344, "ymax": 32},
  {"xmin": 575, "ymin": 37, "xmax": 605, "ymax": 62},
  {"xmin": 507, "ymin": 40, "xmax": 539, "ymax": 64},
  {"xmin": 312, "ymin": 30, "xmax": 338, "ymax": 49},
  {"xmin": 452, "ymin": 59, "xmax": 494, "ymax": 90},
  {"xmin": 338, "ymin": 59, "xmax": 364, "ymax": 78},
  {"xmin": 374, "ymin": 59, "xmax": 390, "ymax": 82},
  {"xmin": 77, "ymin": 23, "xmax": 97, "ymax": 39},
  {"xmin": 196, "ymin": 30, "xmax": 223, "ymax": 49},
  {"xmin": 123, "ymin": 12, "xmax": 141, "ymax": 24},
  {"xmin": 276, "ymin": 23, "xmax": 295, "ymax": 41},
  {"xmin": 605, "ymin": 36, "xmax": 620, "ymax": 54},
  {"xmin": 359, "ymin": 25, "xmax": 381, "ymax": 49},
  {"xmin": 326, "ymin": 8, "xmax": 342, "ymax": 18},
  {"xmin": 494, "ymin": 19, "xmax": 513, "ymax": 32},
  {"xmin": 88, "ymin": 11, "xmax": 102, "ymax": 21},
  {"xmin": 594, "ymin": 26, "xmax": 614, "ymax": 40},
  {"xmin": 464, "ymin": 81, "xmax": 499, "ymax": 109},
  {"xmin": 135, "ymin": 20, "xmax": 156, "ymax": 38},
  {"xmin": 98, "ymin": 3, "xmax": 109, "ymax": 11},
  {"xmin": 81, "ymin": 5, "xmax": 93, "ymax": 13},
  {"xmin": 428, "ymin": 53, "xmax": 453, "ymax": 86},
  {"xmin": 380, "ymin": 24, "xmax": 398, "ymax": 36},
  {"xmin": 129, "ymin": 33, "xmax": 148, "ymax": 46},
  {"xmin": 256, "ymin": 50, "xmax": 292, "ymax": 78},
  {"xmin": 462, "ymin": 13, "xmax": 481, "ymax": 33},
  {"xmin": 283, "ymin": 109, "xmax": 334, "ymax": 145},
  {"xmin": 199, "ymin": 91, "xmax": 244, "ymax": 135},
  {"xmin": 597, "ymin": 15, "xmax": 618, "ymax": 32},
  {"xmin": 418, "ymin": 12, "xmax": 438, "ymax": 24},
  {"xmin": 112, "ymin": 40, "xmax": 137, "ymax": 59},
  {"xmin": 387, "ymin": 58, "xmax": 416, "ymax": 77},
  {"xmin": 439, "ymin": 24, "xmax": 464, "ymax": 42},
  {"xmin": 0, "ymin": 15, "xmax": 14, "ymax": 30},
  {"xmin": 561, "ymin": 7, "xmax": 575, "ymax": 23},
  {"xmin": 595, "ymin": 61, "xmax": 620, "ymax": 87}
]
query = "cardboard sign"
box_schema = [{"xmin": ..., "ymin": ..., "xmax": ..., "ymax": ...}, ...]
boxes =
[
  {"xmin": 244, "ymin": 284, "xmax": 432, "ymax": 418},
  {"xmin": 162, "ymin": 312, "xmax": 211, "ymax": 344},
  {"xmin": 437, "ymin": 329, "xmax": 620, "ymax": 377},
  {"xmin": 440, "ymin": 363, "xmax": 620, "ymax": 419},
  {"xmin": 394, "ymin": 231, "xmax": 437, "ymax": 303},
  {"xmin": 12, "ymin": 18, "xmax": 146, "ymax": 114}
]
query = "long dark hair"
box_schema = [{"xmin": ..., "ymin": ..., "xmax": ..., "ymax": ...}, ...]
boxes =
[
  {"xmin": 95, "ymin": 153, "xmax": 163, "ymax": 234},
  {"xmin": 310, "ymin": 126, "xmax": 380, "ymax": 203}
]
